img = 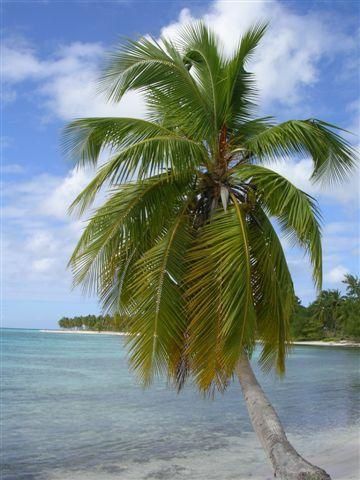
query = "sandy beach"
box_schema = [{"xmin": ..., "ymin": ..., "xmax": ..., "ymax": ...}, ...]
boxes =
[
  {"xmin": 40, "ymin": 330, "xmax": 360, "ymax": 348},
  {"xmin": 292, "ymin": 340, "xmax": 360, "ymax": 348},
  {"xmin": 40, "ymin": 329, "xmax": 131, "ymax": 336}
]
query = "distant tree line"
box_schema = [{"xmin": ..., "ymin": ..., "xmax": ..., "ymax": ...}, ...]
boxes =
[
  {"xmin": 58, "ymin": 314, "xmax": 129, "ymax": 332},
  {"xmin": 59, "ymin": 274, "xmax": 359, "ymax": 340},
  {"xmin": 291, "ymin": 274, "xmax": 360, "ymax": 340}
]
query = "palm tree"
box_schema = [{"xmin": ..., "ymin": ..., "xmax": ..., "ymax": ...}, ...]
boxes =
[
  {"xmin": 63, "ymin": 23, "xmax": 356, "ymax": 480},
  {"xmin": 342, "ymin": 274, "xmax": 360, "ymax": 299},
  {"xmin": 339, "ymin": 274, "xmax": 360, "ymax": 338},
  {"xmin": 310, "ymin": 289, "xmax": 343, "ymax": 335}
]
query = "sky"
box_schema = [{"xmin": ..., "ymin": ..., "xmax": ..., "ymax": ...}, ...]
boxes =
[{"xmin": 2, "ymin": 0, "xmax": 359, "ymax": 329}]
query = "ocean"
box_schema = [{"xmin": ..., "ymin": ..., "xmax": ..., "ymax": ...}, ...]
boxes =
[{"xmin": 2, "ymin": 328, "xmax": 359, "ymax": 480}]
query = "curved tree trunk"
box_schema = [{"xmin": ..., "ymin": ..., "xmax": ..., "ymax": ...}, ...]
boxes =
[{"xmin": 236, "ymin": 354, "xmax": 331, "ymax": 480}]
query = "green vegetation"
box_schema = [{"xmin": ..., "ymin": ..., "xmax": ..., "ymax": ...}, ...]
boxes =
[
  {"xmin": 58, "ymin": 314, "xmax": 129, "ymax": 332},
  {"xmin": 292, "ymin": 274, "xmax": 360, "ymax": 341},
  {"xmin": 62, "ymin": 22, "xmax": 357, "ymax": 478},
  {"xmin": 59, "ymin": 274, "xmax": 359, "ymax": 340}
]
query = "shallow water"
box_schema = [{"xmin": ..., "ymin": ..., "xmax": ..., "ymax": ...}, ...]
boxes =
[{"xmin": 2, "ymin": 329, "xmax": 359, "ymax": 480}]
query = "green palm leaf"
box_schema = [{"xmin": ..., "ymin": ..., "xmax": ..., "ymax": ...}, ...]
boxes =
[
  {"xmin": 69, "ymin": 173, "xmax": 192, "ymax": 296},
  {"xmin": 126, "ymin": 204, "xmax": 192, "ymax": 385},
  {"xmin": 243, "ymin": 119, "xmax": 356, "ymax": 184},
  {"xmin": 186, "ymin": 201, "xmax": 256, "ymax": 392},
  {"xmin": 232, "ymin": 164, "xmax": 323, "ymax": 288},
  {"xmin": 225, "ymin": 23, "xmax": 268, "ymax": 127},
  {"xmin": 99, "ymin": 35, "xmax": 213, "ymax": 140},
  {"xmin": 64, "ymin": 117, "xmax": 206, "ymax": 215},
  {"xmin": 248, "ymin": 206, "xmax": 295, "ymax": 373},
  {"xmin": 63, "ymin": 117, "xmax": 206, "ymax": 191},
  {"xmin": 181, "ymin": 23, "xmax": 226, "ymax": 136}
]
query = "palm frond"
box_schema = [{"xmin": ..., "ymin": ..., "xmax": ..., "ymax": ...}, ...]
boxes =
[
  {"xmin": 233, "ymin": 116, "xmax": 274, "ymax": 141},
  {"xmin": 225, "ymin": 23, "xmax": 267, "ymax": 128},
  {"xmin": 125, "ymin": 204, "xmax": 192, "ymax": 385},
  {"xmin": 180, "ymin": 22, "xmax": 226, "ymax": 137},
  {"xmin": 64, "ymin": 118, "xmax": 205, "ymax": 216},
  {"xmin": 99, "ymin": 247, "xmax": 139, "ymax": 316},
  {"xmin": 248, "ymin": 206, "xmax": 295, "ymax": 373},
  {"xmin": 185, "ymin": 201, "xmax": 256, "ymax": 392},
  {"xmin": 232, "ymin": 164, "xmax": 323, "ymax": 289},
  {"xmin": 99, "ymin": 35, "xmax": 214, "ymax": 140},
  {"xmin": 63, "ymin": 117, "xmax": 207, "ymax": 174},
  {"xmin": 69, "ymin": 173, "xmax": 192, "ymax": 297},
  {"xmin": 243, "ymin": 119, "xmax": 356, "ymax": 184}
]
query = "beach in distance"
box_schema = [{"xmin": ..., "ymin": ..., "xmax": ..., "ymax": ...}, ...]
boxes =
[
  {"xmin": 40, "ymin": 329, "xmax": 360, "ymax": 348},
  {"xmin": 3, "ymin": 328, "xmax": 359, "ymax": 480},
  {"xmin": 40, "ymin": 329, "xmax": 132, "ymax": 336}
]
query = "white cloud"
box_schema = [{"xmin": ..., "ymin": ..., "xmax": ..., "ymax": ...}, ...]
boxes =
[
  {"xmin": 2, "ymin": 38, "xmax": 145, "ymax": 120},
  {"xmin": 26, "ymin": 231, "xmax": 57, "ymax": 253},
  {"xmin": 2, "ymin": 166, "xmax": 94, "ymax": 220},
  {"xmin": 326, "ymin": 265, "xmax": 349, "ymax": 284},
  {"xmin": 161, "ymin": 0, "xmax": 355, "ymax": 107},
  {"xmin": 41, "ymin": 167, "xmax": 93, "ymax": 220},
  {"xmin": 32, "ymin": 257, "xmax": 55, "ymax": 273},
  {"xmin": 2, "ymin": 43, "xmax": 43, "ymax": 82},
  {"xmin": 2, "ymin": 167, "xmax": 96, "ymax": 299},
  {"xmin": 2, "ymin": 0, "xmax": 357, "ymax": 120}
]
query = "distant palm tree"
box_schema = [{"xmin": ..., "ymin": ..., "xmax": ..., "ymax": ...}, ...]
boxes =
[
  {"xmin": 339, "ymin": 275, "xmax": 360, "ymax": 338},
  {"xmin": 64, "ymin": 23, "xmax": 356, "ymax": 479},
  {"xmin": 343, "ymin": 274, "xmax": 360, "ymax": 299},
  {"xmin": 310, "ymin": 289, "xmax": 343, "ymax": 334}
]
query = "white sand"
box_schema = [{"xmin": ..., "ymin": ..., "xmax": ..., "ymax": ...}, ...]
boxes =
[
  {"xmin": 40, "ymin": 329, "xmax": 131, "ymax": 336},
  {"xmin": 293, "ymin": 340, "xmax": 359, "ymax": 348},
  {"xmin": 41, "ymin": 330, "xmax": 359, "ymax": 347}
]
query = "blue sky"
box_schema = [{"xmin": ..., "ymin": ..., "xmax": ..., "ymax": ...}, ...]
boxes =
[{"xmin": 2, "ymin": 0, "xmax": 359, "ymax": 329}]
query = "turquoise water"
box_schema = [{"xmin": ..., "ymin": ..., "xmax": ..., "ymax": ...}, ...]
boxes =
[{"xmin": 2, "ymin": 329, "xmax": 359, "ymax": 480}]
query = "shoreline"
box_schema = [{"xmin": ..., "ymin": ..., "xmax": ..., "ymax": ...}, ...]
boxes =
[
  {"xmin": 292, "ymin": 340, "xmax": 359, "ymax": 348},
  {"xmin": 40, "ymin": 329, "xmax": 131, "ymax": 336},
  {"xmin": 40, "ymin": 330, "xmax": 360, "ymax": 347}
]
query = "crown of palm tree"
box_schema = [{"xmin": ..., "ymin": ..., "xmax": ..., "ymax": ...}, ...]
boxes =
[{"xmin": 63, "ymin": 23, "xmax": 356, "ymax": 392}]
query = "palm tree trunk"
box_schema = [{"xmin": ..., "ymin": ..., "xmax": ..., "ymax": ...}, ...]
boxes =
[{"xmin": 236, "ymin": 354, "xmax": 331, "ymax": 480}]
